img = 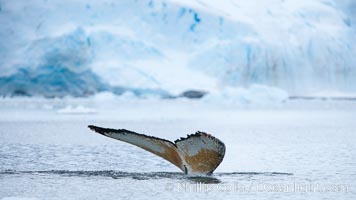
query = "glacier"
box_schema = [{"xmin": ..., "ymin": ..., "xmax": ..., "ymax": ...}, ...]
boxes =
[{"xmin": 0, "ymin": 0, "xmax": 355, "ymax": 98}]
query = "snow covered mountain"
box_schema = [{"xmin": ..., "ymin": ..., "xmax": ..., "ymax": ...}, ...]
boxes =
[{"xmin": 0, "ymin": 0, "xmax": 355, "ymax": 97}]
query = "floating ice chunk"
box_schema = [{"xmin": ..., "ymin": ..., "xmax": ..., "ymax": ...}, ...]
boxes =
[
  {"xmin": 203, "ymin": 84, "xmax": 288, "ymax": 105},
  {"xmin": 92, "ymin": 91, "xmax": 118, "ymax": 101},
  {"xmin": 246, "ymin": 84, "xmax": 289, "ymax": 104},
  {"xmin": 57, "ymin": 105, "xmax": 97, "ymax": 114},
  {"xmin": 118, "ymin": 91, "xmax": 138, "ymax": 99},
  {"xmin": 202, "ymin": 87, "xmax": 249, "ymax": 105}
]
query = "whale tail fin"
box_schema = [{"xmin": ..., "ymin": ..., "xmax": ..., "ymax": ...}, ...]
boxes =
[{"xmin": 88, "ymin": 125, "xmax": 225, "ymax": 175}]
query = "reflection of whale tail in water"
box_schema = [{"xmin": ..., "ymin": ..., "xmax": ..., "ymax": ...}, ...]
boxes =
[{"xmin": 88, "ymin": 125, "xmax": 225, "ymax": 175}]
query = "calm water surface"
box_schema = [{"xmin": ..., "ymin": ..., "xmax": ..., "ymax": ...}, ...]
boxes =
[{"xmin": 0, "ymin": 99, "xmax": 355, "ymax": 199}]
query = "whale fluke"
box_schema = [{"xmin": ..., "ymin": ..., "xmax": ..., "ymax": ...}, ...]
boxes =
[{"xmin": 88, "ymin": 125, "xmax": 225, "ymax": 175}]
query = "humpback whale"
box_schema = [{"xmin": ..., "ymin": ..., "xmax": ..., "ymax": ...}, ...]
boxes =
[{"xmin": 88, "ymin": 125, "xmax": 225, "ymax": 175}]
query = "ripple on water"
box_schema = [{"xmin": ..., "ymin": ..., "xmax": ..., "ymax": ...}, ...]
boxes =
[{"xmin": 0, "ymin": 170, "xmax": 293, "ymax": 184}]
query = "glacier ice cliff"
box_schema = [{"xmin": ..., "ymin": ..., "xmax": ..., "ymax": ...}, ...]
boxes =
[
  {"xmin": 0, "ymin": 66, "xmax": 106, "ymax": 97},
  {"xmin": 0, "ymin": 0, "xmax": 355, "ymax": 97}
]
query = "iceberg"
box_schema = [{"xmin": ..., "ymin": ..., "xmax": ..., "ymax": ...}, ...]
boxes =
[
  {"xmin": 202, "ymin": 85, "xmax": 289, "ymax": 105},
  {"xmin": 0, "ymin": 0, "xmax": 355, "ymax": 98}
]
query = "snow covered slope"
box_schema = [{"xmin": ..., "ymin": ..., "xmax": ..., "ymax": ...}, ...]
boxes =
[{"xmin": 0, "ymin": 0, "xmax": 355, "ymax": 97}]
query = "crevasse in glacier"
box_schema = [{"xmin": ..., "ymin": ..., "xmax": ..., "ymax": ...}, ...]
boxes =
[{"xmin": 0, "ymin": 0, "xmax": 355, "ymax": 97}]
